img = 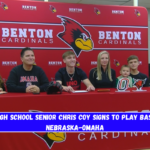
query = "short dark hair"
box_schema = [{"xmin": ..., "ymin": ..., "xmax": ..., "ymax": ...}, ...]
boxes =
[
  {"xmin": 62, "ymin": 51, "xmax": 75, "ymax": 59},
  {"xmin": 20, "ymin": 47, "xmax": 34, "ymax": 57},
  {"xmin": 127, "ymin": 55, "xmax": 139, "ymax": 62}
]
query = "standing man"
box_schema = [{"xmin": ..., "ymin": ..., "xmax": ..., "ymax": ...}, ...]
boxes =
[
  {"xmin": 55, "ymin": 51, "xmax": 95, "ymax": 92},
  {"xmin": 127, "ymin": 55, "xmax": 149, "ymax": 87},
  {"xmin": 6, "ymin": 47, "xmax": 49, "ymax": 93}
]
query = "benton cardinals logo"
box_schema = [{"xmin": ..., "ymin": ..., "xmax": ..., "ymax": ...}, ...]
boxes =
[
  {"xmin": 33, "ymin": 62, "xmax": 36, "ymax": 65},
  {"xmin": 50, "ymin": 5, "xmax": 56, "ymax": 13},
  {"xmin": 94, "ymin": 7, "xmax": 100, "ymax": 15},
  {"xmin": 57, "ymin": 15, "xmax": 93, "ymax": 57},
  {"xmin": 133, "ymin": 78, "xmax": 146, "ymax": 91},
  {"xmin": 76, "ymin": 61, "xmax": 80, "ymax": 67},
  {"xmin": 35, "ymin": 132, "xmax": 66, "ymax": 149},
  {"xmin": 0, "ymin": 2, "xmax": 8, "ymax": 10},
  {"xmin": 114, "ymin": 59, "xmax": 120, "ymax": 67},
  {"xmin": 135, "ymin": 9, "xmax": 140, "ymax": 17},
  {"xmin": 29, "ymin": 110, "xmax": 66, "ymax": 149}
]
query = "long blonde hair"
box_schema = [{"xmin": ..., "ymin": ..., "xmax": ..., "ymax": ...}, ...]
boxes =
[{"xmin": 95, "ymin": 51, "xmax": 112, "ymax": 81}]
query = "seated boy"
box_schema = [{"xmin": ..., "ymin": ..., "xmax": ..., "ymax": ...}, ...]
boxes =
[
  {"xmin": 55, "ymin": 51, "xmax": 95, "ymax": 92},
  {"xmin": 116, "ymin": 65, "xmax": 133, "ymax": 88},
  {"xmin": 127, "ymin": 55, "xmax": 149, "ymax": 87}
]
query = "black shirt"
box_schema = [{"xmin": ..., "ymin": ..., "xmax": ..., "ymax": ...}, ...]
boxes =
[
  {"xmin": 55, "ymin": 67, "xmax": 87, "ymax": 90},
  {"xmin": 130, "ymin": 72, "xmax": 149, "ymax": 87},
  {"xmin": 89, "ymin": 68, "xmax": 116, "ymax": 88},
  {"xmin": 6, "ymin": 65, "xmax": 49, "ymax": 92}
]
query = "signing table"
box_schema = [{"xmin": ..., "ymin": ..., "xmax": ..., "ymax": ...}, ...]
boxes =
[{"xmin": 0, "ymin": 87, "xmax": 150, "ymax": 150}]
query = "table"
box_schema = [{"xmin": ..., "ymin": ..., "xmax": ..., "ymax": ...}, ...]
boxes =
[{"xmin": 0, "ymin": 87, "xmax": 150, "ymax": 150}]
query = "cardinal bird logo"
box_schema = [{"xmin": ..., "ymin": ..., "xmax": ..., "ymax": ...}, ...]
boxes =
[
  {"xmin": 29, "ymin": 110, "xmax": 66, "ymax": 149},
  {"xmin": 135, "ymin": 9, "xmax": 140, "ymax": 17},
  {"xmin": 50, "ymin": 5, "xmax": 56, "ymax": 13},
  {"xmin": 35, "ymin": 132, "xmax": 66, "ymax": 149},
  {"xmin": 94, "ymin": 7, "xmax": 100, "ymax": 15},
  {"xmin": 33, "ymin": 62, "xmax": 36, "ymax": 65},
  {"xmin": 0, "ymin": 2, "xmax": 8, "ymax": 10},
  {"xmin": 57, "ymin": 15, "xmax": 93, "ymax": 57},
  {"xmin": 114, "ymin": 59, "xmax": 120, "ymax": 67},
  {"xmin": 76, "ymin": 61, "xmax": 80, "ymax": 67},
  {"xmin": 133, "ymin": 78, "xmax": 146, "ymax": 90}
]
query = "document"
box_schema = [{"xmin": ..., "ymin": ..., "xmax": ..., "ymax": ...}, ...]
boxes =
[{"xmin": 72, "ymin": 90, "xmax": 88, "ymax": 93}]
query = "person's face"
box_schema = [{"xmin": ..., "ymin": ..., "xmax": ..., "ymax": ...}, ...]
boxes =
[
  {"xmin": 21, "ymin": 50, "xmax": 35, "ymax": 66},
  {"xmin": 128, "ymin": 59, "xmax": 139, "ymax": 70},
  {"xmin": 63, "ymin": 55, "xmax": 76, "ymax": 67},
  {"xmin": 100, "ymin": 54, "xmax": 109, "ymax": 67},
  {"xmin": 120, "ymin": 67, "xmax": 130, "ymax": 77}
]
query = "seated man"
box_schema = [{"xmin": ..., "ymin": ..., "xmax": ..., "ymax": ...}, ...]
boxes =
[
  {"xmin": 127, "ymin": 55, "xmax": 149, "ymax": 87},
  {"xmin": 55, "ymin": 51, "xmax": 95, "ymax": 92},
  {"xmin": 6, "ymin": 47, "xmax": 49, "ymax": 93}
]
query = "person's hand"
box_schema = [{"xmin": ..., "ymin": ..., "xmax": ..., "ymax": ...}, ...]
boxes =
[
  {"xmin": 29, "ymin": 85, "xmax": 40, "ymax": 93},
  {"xmin": 26, "ymin": 86, "xmax": 33, "ymax": 93},
  {"xmin": 86, "ymin": 85, "xmax": 95, "ymax": 91},
  {"xmin": 63, "ymin": 86, "xmax": 74, "ymax": 92},
  {"xmin": 0, "ymin": 88, "xmax": 3, "ymax": 92},
  {"xmin": 26, "ymin": 85, "xmax": 40, "ymax": 93}
]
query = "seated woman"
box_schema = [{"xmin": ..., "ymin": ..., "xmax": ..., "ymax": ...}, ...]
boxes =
[
  {"xmin": 89, "ymin": 51, "xmax": 116, "ymax": 88},
  {"xmin": 0, "ymin": 76, "xmax": 5, "ymax": 91}
]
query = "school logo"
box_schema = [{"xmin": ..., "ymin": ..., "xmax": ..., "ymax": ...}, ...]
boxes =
[
  {"xmin": 35, "ymin": 132, "xmax": 66, "ymax": 149},
  {"xmin": 20, "ymin": 76, "xmax": 38, "ymax": 82},
  {"xmin": 50, "ymin": 5, "xmax": 56, "ymax": 13},
  {"xmin": 116, "ymin": 78, "xmax": 129, "ymax": 91},
  {"xmin": 135, "ymin": 9, "xmax": 140, "ymax": 17},
  {"xmin": 26, "ymin": 82, "xmax": 32, "ymax": 87},
  {"xmin": 69, "ymin": 8, "xmax": 82, "ymax": 13},
  {"xmin": 33, "ymin": 62, "xmax": 36, "ymax": 65},
  {"xmin": 57, "ymin": 16, "xmax": 93, "ymax": 57},
  {"xmin": 22, "ymin": 5, "xmax": 36, "ymax": 10},
  {"xmin": 76, "ymin": 61, "xmax": 80, "ymax": 67},
  {"xmin": 112, "ymin": 10, "xmax": 124, "ymax": 14},
  {"xmin": 48, "ymin": 61, "xmax": 62, "ymax": 66},
  {"xmin": 94, "ymin": 7, "xmax": 100, "ymax": 15},
  {"xmin": 29, "ymin": 110, "xmax": 66, "ymax": 149},
  {"xmin": 114, "ymin": 59, "xmax": 120, "ymax": 67},
  {"xmin": 0, "ymin": 2, "xmax": 8, "ymax": 10},
  {"xmin": 133, "ymin": 78, "xmax": 146, "ymax": 90},
  {"xmin": 2, "ymin": 61, "xmax": 17, "ymax": 66}
]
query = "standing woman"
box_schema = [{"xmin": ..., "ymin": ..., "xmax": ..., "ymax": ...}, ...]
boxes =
[
  {"xmin": 0, "ymin": 76, "xmax": 5, "ymax": 91},
  {"xmin": 89, "ymin": 51, "xmax": 116, "ymax": 88}
]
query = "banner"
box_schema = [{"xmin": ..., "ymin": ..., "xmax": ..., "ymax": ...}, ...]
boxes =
[
  {"xmin": 0, "ymin": 0, "xmax": 148, "ymax": 84},
  {"xmin": 0, "ymin": 91, "xmax": 150, "ymax": 149},
  {"xmin": 0, "ymin": 112, "xmax": 150, "ymax": 132}
]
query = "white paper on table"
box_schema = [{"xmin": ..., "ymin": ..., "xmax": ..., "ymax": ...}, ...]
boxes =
[{"xmin": 72, "ymin": 90, "xmax": 88, "ymax": 93}]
